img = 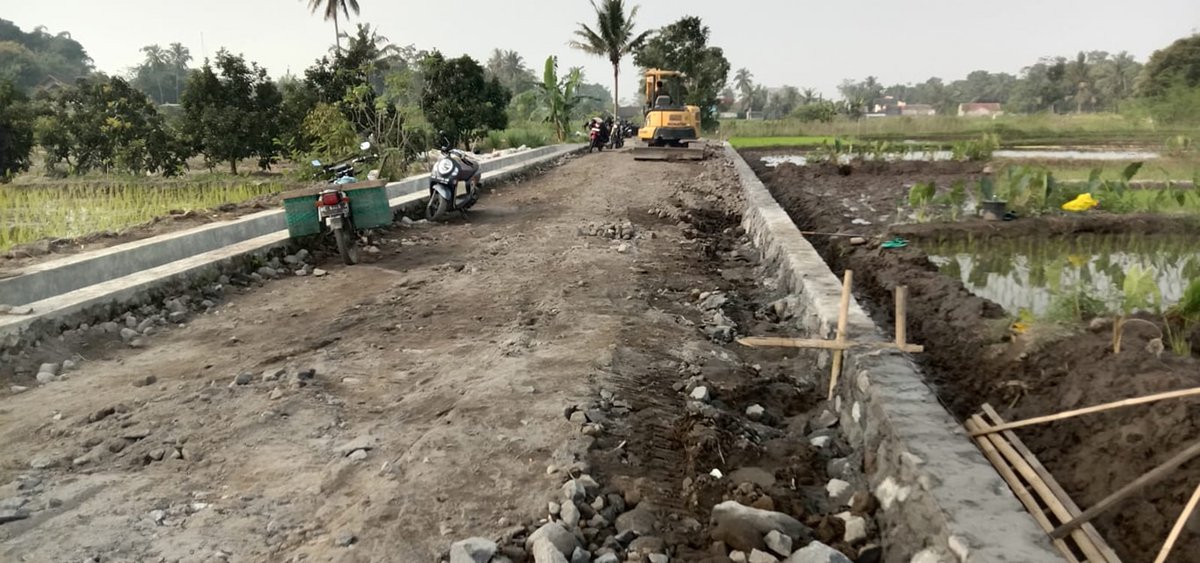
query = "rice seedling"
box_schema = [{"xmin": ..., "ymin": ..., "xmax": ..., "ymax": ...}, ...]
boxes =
[{"xmin": 0, "ymin": 181, "xmax": 284, "ymax": 251}]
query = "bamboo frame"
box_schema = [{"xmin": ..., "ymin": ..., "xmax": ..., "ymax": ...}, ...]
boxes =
[{"xmin": 970, "ymin": 387, "xmax": 1200, "ymax": 437}]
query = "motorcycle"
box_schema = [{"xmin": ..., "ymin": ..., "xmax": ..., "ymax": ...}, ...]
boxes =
[
  {"xmin": 607, "ymin": 121, "xmax": 625, "ymax": 149},
  {"xmin": 588, "ymin": 121, "xmax": 606, "ymax": 153},
  {"xmin": 427, "ymin": 134, "xmax": 482, "ymax": 221},
  {"xmin": 310, "ymin": 142, "xmax": 376, "ymax": 265}
]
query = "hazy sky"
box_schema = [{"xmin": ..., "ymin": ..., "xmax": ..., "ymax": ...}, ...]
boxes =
[{"xmin": 7, "ymin": 0, "xmax": 1199, "ymax": 101}]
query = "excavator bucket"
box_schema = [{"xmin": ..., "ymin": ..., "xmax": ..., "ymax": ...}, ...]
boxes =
[{"xmin": 631, "ymin": 142, "xmax": 709, "ymax": 162}]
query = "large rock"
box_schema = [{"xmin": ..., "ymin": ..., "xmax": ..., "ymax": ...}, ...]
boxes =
[
  {"xmin": 0, "ymin": 509, "xmax": 30, "ymax": 524},
  {"xmin": 749, "ymin": 549, "xmax": 780, "ymax": 563},
  {"xmin": 764, "ymin": 530, "xmax": 793, "ymax": 556},
  {"xmin": 526, "ymin": 522, "xmax": 577, "ymax": 556},
  {"xmin": 449, "ymin": 537, "xmax": 498, "ymax": 563},
  {"xmin": 710, "ymin": 501, "xmax": 811, "ymax": 553},
  {"xmin": 615, "ymin": 504, "xmax": 657, "ymax": 536},
  {"xmin": 561, "ymin": 500, "xmax": 581, "ymax": 528},
  {"xmin": 785, "ymin": 541, "xmax": 852, "ymax": 563},
  {"xmin": 531, "ymin": 537, "xmax": 570, "ymax": 563}
]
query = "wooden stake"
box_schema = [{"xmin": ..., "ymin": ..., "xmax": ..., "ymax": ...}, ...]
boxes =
[
  {"xmin": 895, "ymin": 286, "xmax": 908, "ymax": 348},
  {"xmin": 828, "ymin": 270, "xmax": 853, "ymax": 401},
  {"xmin": 737, "ymin": 336, "xmax": 924, "ymax": 353},
  {"xmin": 970, "ymin": 387, "xmax": 1200, "ymax": 437},
  {"xmin": 966, "ymin": 416, "xmax": 1081, "ymax": 563},
  {"xmin": 1051, "ymin": 438, "xmax": 1200, "ymax": 539},
  {"xmin": 1154, "ymin": 481, "xmax": 1200, "ymax": 563},
  {"xmin": 981, "ymin": 405, "xmax": 1122, "ymax": 562}
]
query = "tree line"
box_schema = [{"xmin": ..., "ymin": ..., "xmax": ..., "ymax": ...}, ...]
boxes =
[{"xmin": 725, "ymin": 34, "xmax": 1200, "ymax": 123}]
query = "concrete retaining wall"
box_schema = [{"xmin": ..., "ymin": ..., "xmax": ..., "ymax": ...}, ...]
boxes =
[
  {"xmin": 0, "ymin": 145, "xmax": 577, "ymax": 307},
  {"xmin": 0, "ymin": 145, "xmax": 584, "ymax": 350},
  {"xmin": 726, "ymin": 144, "xmax": 1062, "ymax": 563}
]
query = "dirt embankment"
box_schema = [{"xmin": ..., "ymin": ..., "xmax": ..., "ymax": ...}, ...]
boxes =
[{"xmin": 743, "ymin": 151, "xmax": 1200, "ymax": 563}]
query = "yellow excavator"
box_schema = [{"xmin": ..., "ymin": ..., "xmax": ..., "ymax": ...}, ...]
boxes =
[{"xmin": 632, "ymin": 69, "xmax": 707, "ymax": 161}]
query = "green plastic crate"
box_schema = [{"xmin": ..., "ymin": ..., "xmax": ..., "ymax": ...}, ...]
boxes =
[
  {"xmin": 283, "ymin": 194, "xmax": 320, "ymax": 238},
  {"xmin": 345, "ymin": 184, "xmax": 392, "ymax": 229}
]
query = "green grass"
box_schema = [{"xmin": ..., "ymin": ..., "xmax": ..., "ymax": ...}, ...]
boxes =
[
  {"xmin": 0, "ymin": 180, "xmax": 285, "ymax": 251},
  {"xmin": 719, "ymin": 113, "xmax": 1200, "ymax": 146},
  {"xmin": 728, "ymin": 136, "xmax": 852, "ymax": 149},
  {"xmin": 477, "ymin": 123, "xmax": 555, "ymax": 151}
]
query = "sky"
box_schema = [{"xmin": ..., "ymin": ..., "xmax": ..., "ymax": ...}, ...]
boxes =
[{"xmin": 6, "ymin": 0, "xmax": 1200, "ymax": 102}]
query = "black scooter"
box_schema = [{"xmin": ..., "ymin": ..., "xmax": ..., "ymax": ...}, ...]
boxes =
[{"xmin": 427, "ymin": 134, "xmax": 482, "ymax": 221}]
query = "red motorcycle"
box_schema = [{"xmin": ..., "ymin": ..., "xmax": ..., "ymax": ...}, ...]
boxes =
[{"xmin": 587, "ymin": 120, "xmax": 606, "ymax": 153}]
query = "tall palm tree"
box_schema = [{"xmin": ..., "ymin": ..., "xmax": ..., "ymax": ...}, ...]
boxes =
[
  {"xmin": 305, "ymin": 0, "xmax": 361, "ymax": 51},
  {"xmin": 1096, "ymin": 51, "xmax": 1140, "ymax": 111},
  {"xmin": 167, "ymin": 42, "xmax": 191, "ymax": 103},
  {"xmin": 800, "ymin": 87, "xmax": 819, "ymax": 104},
  {"xmin": 140, "ymin": 44, "xmax": 168, "ymax": 103},
  {"xmin": 570, "ymin": 0, "xmax": 652, "ymax": 119},
  {"xmin": 734, "ymin": 68, "xmax": 754, "ymax": 113}
]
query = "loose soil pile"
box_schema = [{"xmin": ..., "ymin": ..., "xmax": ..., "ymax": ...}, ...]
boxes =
[{"xmin": 743, "ymin": 150, "xmax": 1200, "ymax": 563}]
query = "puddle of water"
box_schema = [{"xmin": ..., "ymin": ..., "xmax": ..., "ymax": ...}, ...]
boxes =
[
  {"xmin": 993, "ymin": 149, "xmax": 1161, "ymax": 161},
  {"xmin": 926, "ymin": 234, "xmax": 1200, "ymax": 316}
]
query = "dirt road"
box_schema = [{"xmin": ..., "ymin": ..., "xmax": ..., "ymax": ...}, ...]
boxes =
[{"xmin": 1, "ymin": 151, "xmax": 869, "ymax": 563}]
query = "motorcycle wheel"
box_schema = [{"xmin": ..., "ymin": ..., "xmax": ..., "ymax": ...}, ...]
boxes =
[
  {"xmin": 426, "ymin": 192, "xmax": 450, "ymax": 221},
  {"xmin": 333, "ymin": 225, "xmax": 358, "ymax": 265}
]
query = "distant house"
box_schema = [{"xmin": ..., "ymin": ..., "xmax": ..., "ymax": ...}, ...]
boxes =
[
  {"xmin": 901, "ymin": 104, "xmax": 936, "ymax": 116},
  {"xmin": 870, "ymin": 96, "xmax": 903, "ymax": 116},
  {"xmin": 958, "ymin": 103, "xmax": 1004, "ymax": 118}
]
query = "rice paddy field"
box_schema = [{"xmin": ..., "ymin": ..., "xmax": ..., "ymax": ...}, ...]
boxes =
[{"xmin": 0, "ymin": 180, "xmax": 285, "ymax": 252}]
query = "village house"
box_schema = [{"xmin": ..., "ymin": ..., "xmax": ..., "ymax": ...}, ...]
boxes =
[{"xmin": 958, "ymin": 102, "xmax": 1004, "ymax": 117}]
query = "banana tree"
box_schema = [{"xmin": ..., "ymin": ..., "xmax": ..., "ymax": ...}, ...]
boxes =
[{"xmin": 539, "ymin": 56, "xmax": 585, "ymax": 142}]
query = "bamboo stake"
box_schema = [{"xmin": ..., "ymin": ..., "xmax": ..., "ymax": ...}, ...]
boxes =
[
  {"xmin": 1051, "ymin": 439, "xmax": 1200, "ymax": 539},
  {"xmin": 1153, "ymin": 482, "xmax": 1200, "ymax": 563},
  {"xmin": 737, "ymin": 336, "xmax": 923, "ymax": 353},
  {"xmin": 828, "ymin": 270, "xmax": 853, "ymax": 401},
  {"xmin": 981, "ymin": 405, "xmax": 1122, "ymax": 562},
  {"xmin": 966, "ymin": 416, "xmax": 1081, "ymax": 563},
  {"xmin": 973, "ymin": 414, "xmax": 1108, "ymax": 562},
  {"xmin": 970, "ymin": 387, "xmax": 1200, "ymax": 437},
  {"xmin": 895, "ymin": 286, "xmax": 908, "ymax": 348}
]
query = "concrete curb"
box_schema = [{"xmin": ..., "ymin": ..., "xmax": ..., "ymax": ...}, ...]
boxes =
[
  {"xmin": 1, "ymin": 144, "xmax": 582, "ymax": 307},
  {"xmin": 725, "ymin": 144, "xmax": 1062, "ymax": 563},
  {"xmin": 0, "ymin": 145, "xmax": 586, "ymax": 350}
]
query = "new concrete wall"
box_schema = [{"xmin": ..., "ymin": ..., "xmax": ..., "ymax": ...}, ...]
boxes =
[
  {"xmin": 726, "ymin": 145, "xmax": 1062, "ymax": 563},
  {"xmin": 0, "ymin": 145, "xmax": 584, "ymax": 350},
  {"xmin": 0, "ymin": 145, "xmax": 576, "ymax": 307}
]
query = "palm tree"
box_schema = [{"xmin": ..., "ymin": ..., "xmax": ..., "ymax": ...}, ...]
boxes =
[
  {"xmin": 1096, "ymin": 51, "xmax": 1141, "ymax": 111},
  {"xmin": 305, "ymin": 0, "xmax": 361, "ymax": 51},
  {"xmin": 140, "ymin": 44, "xmax": 168, "ymax": 103},
  {"xmin": 570, "ymin": 0, "xmax": 652, "ymax": 119},
  {"xmin": 167, "ymin": 43, "xmax": 191, "ymax": 103},
  {"xmin": 801, "ymin": 88, "xmax": 819, "ymax": 104},
  {"xmin": 486, "ymin": 49, "xmax": 532, "ymax": 92},
  {"xmin": 1065, "ymin": 51, "xmax": 1094, "ymax": 113},
  {"xmin": 734, "ymin": 68, "xmax": 754, "ymax": 114}
]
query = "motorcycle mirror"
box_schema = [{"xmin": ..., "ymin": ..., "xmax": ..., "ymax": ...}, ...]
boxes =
[
  {"xmin": 311, "ymin": 160, "xmax": 322, "ymax": 167},
  {"xmin": 360, "ymin": 141, "xmax": 372, "ymax": 151}
]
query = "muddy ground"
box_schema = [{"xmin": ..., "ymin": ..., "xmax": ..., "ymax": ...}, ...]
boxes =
[
  {"xmin": 1, "ymin": 151, "xmax": 879, "ymax": 563},
  {"xmin": 744, "ymin": 149, "xmax": 1200, "ymax": 563}
]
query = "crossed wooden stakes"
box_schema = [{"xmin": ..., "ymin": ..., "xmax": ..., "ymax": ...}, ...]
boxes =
[{"xmin": 736, "ymin": 270, "xmax": 923, "ymax": 400}]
